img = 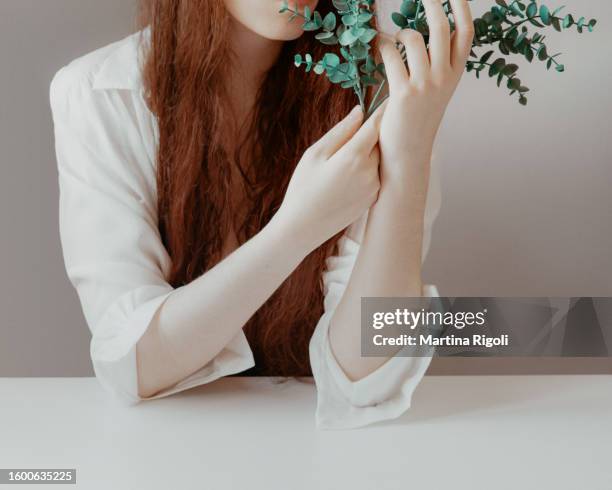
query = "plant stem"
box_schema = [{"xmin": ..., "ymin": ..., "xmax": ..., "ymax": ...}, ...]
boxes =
[
  {"xmin": 367, "ymin": 78, "xmax": 386, "ymax": 117},
  {"xmin": 367, "ymin": 93, "xmax": 389, "ymax": 117},
  {"xmin": 500, "ymin": 16, "xmax": 544, "ymax": 34},
  {"xmin": 355, "ymin": 84, "xmax": 366, "ymax": 113},
  {"xmin": 413, "ymin": 0, "xmax": 424, "ymax": 29},
  {"xmin": 351, "ymin": 58, "xmax": 366, "ymax": 113}
]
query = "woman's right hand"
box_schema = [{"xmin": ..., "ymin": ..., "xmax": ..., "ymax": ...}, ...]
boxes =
[{"xmin": 274, "ymin": 105, "xmax": 384, "ymax": 253}]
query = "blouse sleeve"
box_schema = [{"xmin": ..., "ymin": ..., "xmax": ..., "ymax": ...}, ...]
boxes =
[
  {"xmin": 50, "ymin": 66, "xmax": 254, "ymax": 404},
  {"xmin": 309, "ymin": 152, "xmax": 442, "ymax": 430}
]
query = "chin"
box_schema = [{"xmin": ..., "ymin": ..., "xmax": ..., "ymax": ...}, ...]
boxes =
[{"xmin": 227, "ymin": 0, "xmax": 320, "ymax": 42}]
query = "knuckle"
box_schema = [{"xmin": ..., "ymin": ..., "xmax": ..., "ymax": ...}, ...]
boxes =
[
  {"xmin": 412, "ymin": 82, "xmax": 427, "ymax": 93},
  {"xmin": 395, "ymin": 87, "xmax": 414, "ymax": 101},
  {"xmin": 398, "ymin": 29, "xmax": 422, "ymax": 45},
  {"xmin": 412, "ymin": 77, "xmax": 434, "ymax": 93},
  {"xmin": 432, "ymin": 69, "xmax": 452, "ymax": 86},
  {"xmin": 424, "ymin": 76, "xmax": 436, "ymax": 89}
]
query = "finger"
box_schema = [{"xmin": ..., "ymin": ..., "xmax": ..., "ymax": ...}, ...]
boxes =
[
  {"xmin": 448, "ymin": 0, "xmax": 475, "ymax": 71},
  {"xmin": 313, "ymin": 105, "xmax": 364, "ymax": 158},
  {"xmin": 343, "ymin": 100, "xmax": 387, "ymax": 155},
  {"xmin": 422, "ymin": 0, "xmax": 451, "ymax": 72},
  {"xmin": 396, "ymin": 29, "xmax": 430, "ymax": 84},
  {"xmin": 378, "ymin": 35, "xmax": 409, "ymax": 94}
]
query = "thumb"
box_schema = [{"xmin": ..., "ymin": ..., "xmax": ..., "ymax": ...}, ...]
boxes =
[{"xmin": 343, "ymin": 100, "xmax": 387, "ymax": 155}]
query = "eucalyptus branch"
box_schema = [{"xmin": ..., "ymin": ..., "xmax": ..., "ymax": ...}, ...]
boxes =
[
  {"xmin": 281, "ymin": 0, "xmax": 383, "ymax": 115},
  {"xmin": 393, "ymin": 0, "xmax": 597, "ymax": 104},
  {"xmin": 280, "ymin": 0, "xmax": 597, "ymax": 110}
]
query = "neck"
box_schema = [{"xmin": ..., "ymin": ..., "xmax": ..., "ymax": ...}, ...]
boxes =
[{"xmin": 227, "ymin": 20, "xmax": 284, "ymax": 125}]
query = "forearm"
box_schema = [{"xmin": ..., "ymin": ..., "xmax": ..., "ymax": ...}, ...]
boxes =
[
  {"xmin": 137, "ymin": 215, "xmax": 310, "ymax": 398},
  {"xmin": 328, "ymin": 158, "xmax": 429, "ymax": 381}
]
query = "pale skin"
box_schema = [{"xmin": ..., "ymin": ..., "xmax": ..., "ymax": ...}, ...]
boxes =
[{"xmin": 136, "ymin": 0, "xmax": 474, "ymax": 397}]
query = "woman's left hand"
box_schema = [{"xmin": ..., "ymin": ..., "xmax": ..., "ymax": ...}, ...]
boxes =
[{"xmin": 377, "ymin": 0, "xmax": 474, "ymax": 193}]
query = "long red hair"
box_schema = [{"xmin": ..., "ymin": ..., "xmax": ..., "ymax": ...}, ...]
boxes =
[{"xmin": 139, "ymin": 0, "xmax": 358, "ymax": 376}]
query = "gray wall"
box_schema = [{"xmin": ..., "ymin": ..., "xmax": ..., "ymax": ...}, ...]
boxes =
[
  {"xmin": 0, "ymin": 1, "xmax": 610, "ymax": 377},
  {"xmin": 0, "ymin": 0, "xmax": 138, "ymax": 376},
  {"xmin": 427, "ymin": 1, "xmax": 612, "ymax": 298}
]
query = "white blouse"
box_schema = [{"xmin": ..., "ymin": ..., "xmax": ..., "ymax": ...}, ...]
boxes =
[{"xmin": 50, "ymin": 30, "xmax": 442, "ymax": 430}]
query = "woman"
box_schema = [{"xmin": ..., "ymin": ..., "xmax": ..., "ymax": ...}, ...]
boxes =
[{"xmin": 50, "ymin": 0, "xmax": 473, "ymax": 429}]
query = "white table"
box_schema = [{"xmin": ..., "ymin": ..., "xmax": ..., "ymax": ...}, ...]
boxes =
[{"xmin": 1, "ymin": 376, "xmax": 611, "ymax": 490}]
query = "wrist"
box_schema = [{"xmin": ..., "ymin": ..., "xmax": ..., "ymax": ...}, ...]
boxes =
[
  {"xmin": 266, "ymin": 211, "xmax": 317, "ymax": 260},
  {"xmin": 380, "ymin": 152, "xmax": 431, "ymax": 205},
  {"xmin": 380, "ymin": 172, "xmax": 428, "ymax": 209}
]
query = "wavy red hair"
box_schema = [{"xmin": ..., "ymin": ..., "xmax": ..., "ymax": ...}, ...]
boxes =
[{"xmin": 139, "ymin": 0, "xmax": 361, "ymax": 376}]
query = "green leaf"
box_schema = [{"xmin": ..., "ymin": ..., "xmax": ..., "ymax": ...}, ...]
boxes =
[
  {"xmin": 302, "ymin": 20, "xmax": 320, "ymax": 31},
  {"xmin": 342, "ymin": 14, "xmax": 358, "ymax": 26},
  {"xmin": 480, "ymin": 50, "xmax": 495, "ymax": 64},
  {"xmin": 339, "ymin": 29, "xmax": 358, "ymax": 46},
  {"xmin": 513, "ymin": 32, "xmax": 527, "ymax": 48},
  {"xmin": 509, "ymin": 3, "xmax": 524, "ymax": 17},
  {"xmin": 359, "ymin": 28, "xmax": 377, "ymax": 44},
  {"xmin": 322, "ymin": 12, "xmax": 337, "ymax": 31},
  {"xmin": 540, "ymin": 5, "xmax": 551, "ymax": 25},
  {"xmin": 363, "ymin": 55, "xmax": 376, "ymax": 74},
  {"xmin": 318, "ymin": 35, "xmax": 339, "ymax": 46},
  {"xmin": 552, "ymin": 6, "xmax": 566, "ymax": 17},
  {"xmin": 488, "ymin": 57, "xmax": 506, "ymax": 77},
  {"xmin": 537, "ymin": 45, "xmax": 548, "ymax": 61},
  {"xmin": 315, "ymin": 31, "xmax": 335, "ymax": 40},
  {"xmin": 361, "ymin": 75, "xmax": 379, "ymax": 86},
  {"xmin": 502, "ymin": 63, "xmax": 519, "ymax": 76},
  {"xmin": 357, "ymin": 12, "xmax": 373, "ymax": 23},
  {"xmin": 507, "ymin": 77, "xmax": 521, "ymax": 90},
  {"xmin": 526, "ymin": 2, "xmax": 537, "ymax": 18},
  {"xmin": 341, "ymin": 79, "xmax": 359, "ymax": 89},
  {"xmin": 392, "ymin": 12, "xmax": 408, "ymax": 28},
  {"xmin": 350, "ymin": 42, "xmax": 368, "ymax": 60},
  {"xmin": 322, "ymin": 53, "xmax": 340, "ymax": 68}
]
